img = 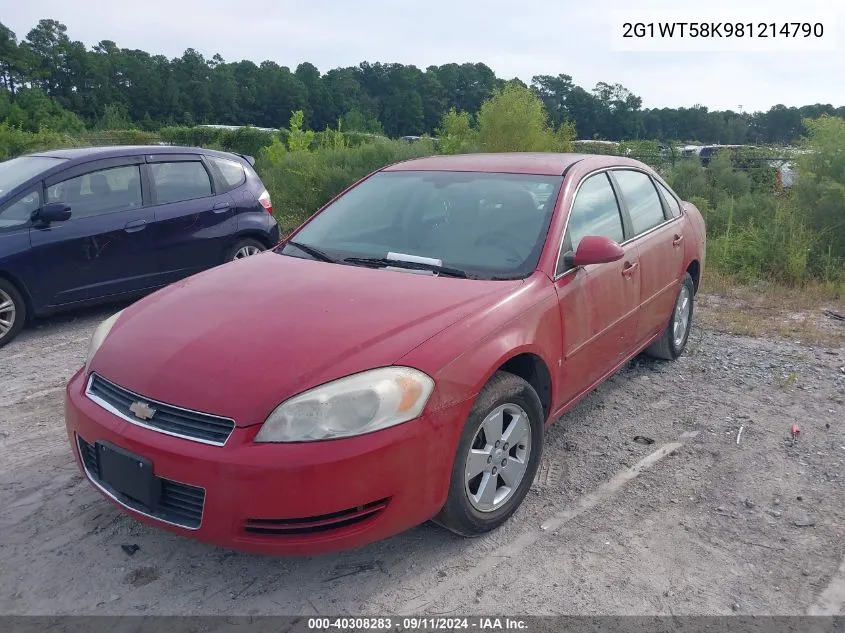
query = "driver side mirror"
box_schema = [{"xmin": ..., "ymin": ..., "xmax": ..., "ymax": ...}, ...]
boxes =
[
  {"xmin": 32, "ymin": 202, "xmax": 72, "ymax": 225},
  {"xmin": 563, "ymin": 235, "xmax": 625, "ymax": 268}
]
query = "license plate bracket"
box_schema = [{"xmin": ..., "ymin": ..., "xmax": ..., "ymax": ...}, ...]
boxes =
[{"xmin": 96, "ymin": 441, "xmax": 161, "ymax": 509}]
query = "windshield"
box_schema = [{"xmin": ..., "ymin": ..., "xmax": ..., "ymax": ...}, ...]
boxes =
[
  {"xmin": 277, "ymin": 170, "xmax": 563, "ymax": 279},
  {"xmin": 0, "ymin": 156, "xmax": 66, "ymax": 198}
]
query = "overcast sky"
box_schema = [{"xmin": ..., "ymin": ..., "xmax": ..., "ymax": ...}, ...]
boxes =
[{"xmin": 4, "ymin": 0, "xmax": 843, "ymax": 113}]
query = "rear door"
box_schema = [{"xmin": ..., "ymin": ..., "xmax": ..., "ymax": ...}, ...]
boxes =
[
  {"xmin": 554, "ymin": 171, "xmax": 641, "ymax": 405},
  {"xmin": 145, "ymin": 154, "xmax": 236, "ymax": 283},
  {"xmin": 29, "ymin": 157, "xmax": 159, "ymax": 307},
  {"xmin": 609, "ymin": 169, "xmax": 685, "ymax": 349}
]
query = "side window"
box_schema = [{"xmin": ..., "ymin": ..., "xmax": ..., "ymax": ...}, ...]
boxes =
[
  {"xmin": 46, "ymin": 165, "xmax": 142, "ymax": 220},
  {"xmin": 612, "ymin": 170, "xmax": 667, "ymax": 235},
  {"xmin": 150, "ymin": 161, "xmax": 213, "ymax": 204},
  {"xmin": 558, "ymin": 173, "xmax": 625, "ymax": 274},
  {"xmin": 208, "ymin": 157, "xmax": 246, "ymax": 192},
  {"xmin": 655, "ymin": 180, "xmax": 682, "ymax": 218},
  {"xmin": 0, "ymin": 189, "xmax": 41, "ymax": 230}
]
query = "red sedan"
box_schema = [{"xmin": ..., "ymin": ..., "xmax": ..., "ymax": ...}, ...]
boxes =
[{"xmin": 65, "ymin": 152, "xmax": 706, "ymax": 555}]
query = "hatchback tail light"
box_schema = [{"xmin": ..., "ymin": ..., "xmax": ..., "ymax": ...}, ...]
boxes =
[{"xmin": 258, "ymin": 189, "xmax": 273, "ymax": 214}]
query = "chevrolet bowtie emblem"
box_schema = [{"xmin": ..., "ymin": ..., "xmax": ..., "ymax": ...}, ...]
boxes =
[{"xmin": 129, "ymin": 400, "xmax": 156, "ymax": 421}]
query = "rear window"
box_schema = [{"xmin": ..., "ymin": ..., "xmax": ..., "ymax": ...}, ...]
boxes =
[
  {"xmin": 612, "ymin": 170, "xmax": 667, "ymax": 236},
  {"xmin": 151, "ymin": 161, "xmax": 213, "ymax": 203},
  {"xmin": 0, "ymin": 156, "xmax": 66, "ymax": 197},
  {"xmin": 209, "ymin": 157, "xmax": 246, "ymax": 191},
  {"xmin": 655, "ymin": 181, "xmax": 682, "ymax": 218}
]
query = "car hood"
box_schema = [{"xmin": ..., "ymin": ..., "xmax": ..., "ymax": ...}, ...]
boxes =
[{"xmin": 89, "ymin": 252, "xmax": 522, "ymax": 426}]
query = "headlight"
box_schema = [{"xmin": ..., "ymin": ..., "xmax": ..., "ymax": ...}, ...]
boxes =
[
  {"xmin": 254, "ymin": 367, "xmax": 435, "ymax": 442},
  {"xmin": 85, "ymin": 309, "xmax": 124, "ymax": 372}
]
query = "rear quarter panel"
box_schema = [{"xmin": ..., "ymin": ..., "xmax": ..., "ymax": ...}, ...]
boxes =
[{"xmin": 682, "ymin": 201, "xmax": 707, "ymax": 282}]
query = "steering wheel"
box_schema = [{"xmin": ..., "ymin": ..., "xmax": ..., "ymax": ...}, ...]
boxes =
[{"xmin": 474, "ymin": 231, "xmax": 524, "ymax": 261}]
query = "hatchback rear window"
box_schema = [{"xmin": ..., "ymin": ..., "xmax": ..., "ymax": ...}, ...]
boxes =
[{"xmin": 209, "ymin": 157, "xmax": 246, "ymax": 191}]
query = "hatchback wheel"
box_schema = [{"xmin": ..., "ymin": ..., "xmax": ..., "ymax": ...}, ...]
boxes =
[
  {"xmin": 435, "ymin": 371, "xmax": 544, "ymax": 536},
  {"xmin": 645, "ymin": 272, "xmax": 695, "ymax": 361},
  {"xmin": 0, "ymin": 279, "xmax": 26, "ymax": 349},
  {"xmin": 225, "ymin": 238, "xmax": 266, "ymax": 262}
]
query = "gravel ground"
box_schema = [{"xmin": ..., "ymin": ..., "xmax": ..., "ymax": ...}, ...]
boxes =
[{"xmin": 1, "ymin": 297, "xmax": 844, "ymax": 617}]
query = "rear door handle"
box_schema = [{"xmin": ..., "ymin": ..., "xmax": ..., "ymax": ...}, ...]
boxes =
[
  {"xmin": 212, "ymin": 202, "xmax": 230, "ymax": 213},
  {"xmin": 124, "ymin": 219, "xmax": 147, "ymax": 233},
  {"xmin": 673, "ymin": 234, "xmax": 684, "ymax": 247},
  {"xmin": 622, "ymin": 261, "xmax": 639, "ymax": 277}
]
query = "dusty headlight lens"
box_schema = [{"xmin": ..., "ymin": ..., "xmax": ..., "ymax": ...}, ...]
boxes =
[
  {"xmin": 84, "ymin": 309, "xmax": 124, "ymax": 372},
  {"xmin": 254, "ymin": 366, "xmax": 435, "ymax": 442}
]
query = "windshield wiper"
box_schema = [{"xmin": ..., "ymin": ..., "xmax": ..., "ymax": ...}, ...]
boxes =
[
  {"xmin": 284, "ymin": 240, "xmax": 338, "ymax": 263},
  {"xmin": 343, "ymin": 256, "xmax": 471, "ymax": 278}
]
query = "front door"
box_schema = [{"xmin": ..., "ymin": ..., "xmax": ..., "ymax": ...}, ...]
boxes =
[
  {"xmin": 609, "ymin": 169, "xmax": 684, "ymax": 348},
  {"xmin": 553, "ymin": 171, "xmax": 641, "ymax": 407},
  {"xmin": 29, "ymin": 158, "xmax": 159, "ymax": 307}
]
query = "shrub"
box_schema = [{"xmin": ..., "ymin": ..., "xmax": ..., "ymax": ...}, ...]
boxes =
[
  {"xmin": 436, "ymin": 108, "xmax": 476, "ymax": 154},
  {"xmin": 665, "ymin": 158, "xmax": 709, "ymax": 200},
  {"xmin": 96, "ymin": 104, "xmax": 134, "ymax": 131},
  {"xmin": 0, "ymin": 122, "xmax": 83, "ymax": 160},
  {"xmin": 793, "ymin": 115, "xmax": 845, "ymax": 259},
  {"xmin": 476, "ymin": 83, "xmax": 555, "ymax": 152},
  {"xmin": 706, "ymin": 198, "xmax": 815, "ymax": 284},
  {"xmin": 0, "ymin": 88, "xmax": 86, "ymax": 134},
  {"xmin": 158, "ymin": 125, "xmax": 276, "ymax": 156},
  {"xmin": 256, "ymin": 138, "xmax": 436, "ymax": 232},
  {"xmin": 87, "ymin": 129, "xmax": 161, "ymax": 145}
]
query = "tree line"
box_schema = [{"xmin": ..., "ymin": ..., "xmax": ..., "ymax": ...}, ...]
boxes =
[{"xmin": 2, "ymin": 18, "xmax": 844, "ymax": 144}]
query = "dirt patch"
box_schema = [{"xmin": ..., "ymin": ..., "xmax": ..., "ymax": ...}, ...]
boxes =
[
  {"xmin": 0, "ymin": 296, "xmax": 843, "ymax": 616},
  {"xmin": 123, "ymin": 566, "xmax": 161, "ymax": 588},
  {"xmin": 697, "ymin": 276, "xmax": 845, "ymax": 346}
]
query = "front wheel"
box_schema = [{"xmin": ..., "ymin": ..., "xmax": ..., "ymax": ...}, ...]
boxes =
[
  {"xmin": 434, "ymin": 371, "xmax": 544, "ymax": 537},
  {"xmin": 644, "ymin": 272, "xmax": 695, "ymax": 361}
]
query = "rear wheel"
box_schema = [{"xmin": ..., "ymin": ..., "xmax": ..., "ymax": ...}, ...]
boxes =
[
  {"xmin": 225, "ymin": 237, "xmax": 266, "ymax": 262},
  {"xmin": 644, "ymin": 272, "xmax": 695, "ymax": 361},
  {"xmin": 0, "ymin": 278, "xmax": 26, "ymax": 349},
  {"xmin": 434, "ymin": 371, "xmax": 544, "ymax": 537}
]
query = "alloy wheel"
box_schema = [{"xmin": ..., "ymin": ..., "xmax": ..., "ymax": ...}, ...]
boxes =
[
  {"xmin": 0, "ymin": 288, "xmax": 16, "ymax": 340},
  {"xmin": 233, "ymin": 245, "xmax": 263, "ymax": 260},
  {"xmin": 464, "ymin": 403, "xmax": 532, "ymax": 512},
  {"xmin": 672, "ymin": 284, "xmax": 692, "ymax": 348}
]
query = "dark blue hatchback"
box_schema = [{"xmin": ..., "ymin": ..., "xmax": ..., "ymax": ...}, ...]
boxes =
[{"xmin": 0, "ymin": 145, "xmax": 281, "ymax": 347}]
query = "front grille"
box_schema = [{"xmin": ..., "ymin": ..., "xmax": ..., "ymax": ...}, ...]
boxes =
[
  {"xmin": 244, "ymin": 498, "xmax": 390, "ymax": 536},
  {"xmin": 87, "ymin": 373, "xmax": 235, "ymax": 446},
  {"xmin": 77, "ymin": 436, "xmax": 205, "ymax": 529}
]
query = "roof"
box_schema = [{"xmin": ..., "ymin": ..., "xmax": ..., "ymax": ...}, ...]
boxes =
[
  {"xmin": 29, "ymin": 145, "xmax": 229, "ymax": 160},
  {"xmin": 382, "ymin": 152, "xmax": 647, "ymax": 176}
]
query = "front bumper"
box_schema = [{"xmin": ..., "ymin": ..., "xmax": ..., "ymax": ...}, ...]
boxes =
[{"xmin": 64, "ymin": 367, "xmax": 466, "ymax": 556}]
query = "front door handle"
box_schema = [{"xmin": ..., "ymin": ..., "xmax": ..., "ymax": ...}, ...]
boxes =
[
  {"xmin": 124, "ymin": 219, "xmax": 147, "ymax": 233},
  {"xmin": 212, "ymin": 202, "xmax": 230, "ymax": 213},
  {"xmin": 622, "ymin": 261, "xmax": 639, "ymax": 277},
  {"xmin": 673, "ymin": 234, "xmax": 684, "ymax": 247}
]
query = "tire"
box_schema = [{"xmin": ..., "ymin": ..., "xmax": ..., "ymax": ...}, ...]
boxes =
[
  {"xmin": 644, "ymin": 272, "xmax": 695, "ymax": 361},
  {"xmin": 434, "ymin": 371, "xmax": 544, "ymax": 537},
  {"xmin": 224, "ymin": 237, "xmax": 266, "ymax": 263},
  {"xmin": 0, "ymin": 278, "xmax": 26, "ymax": 349}
]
